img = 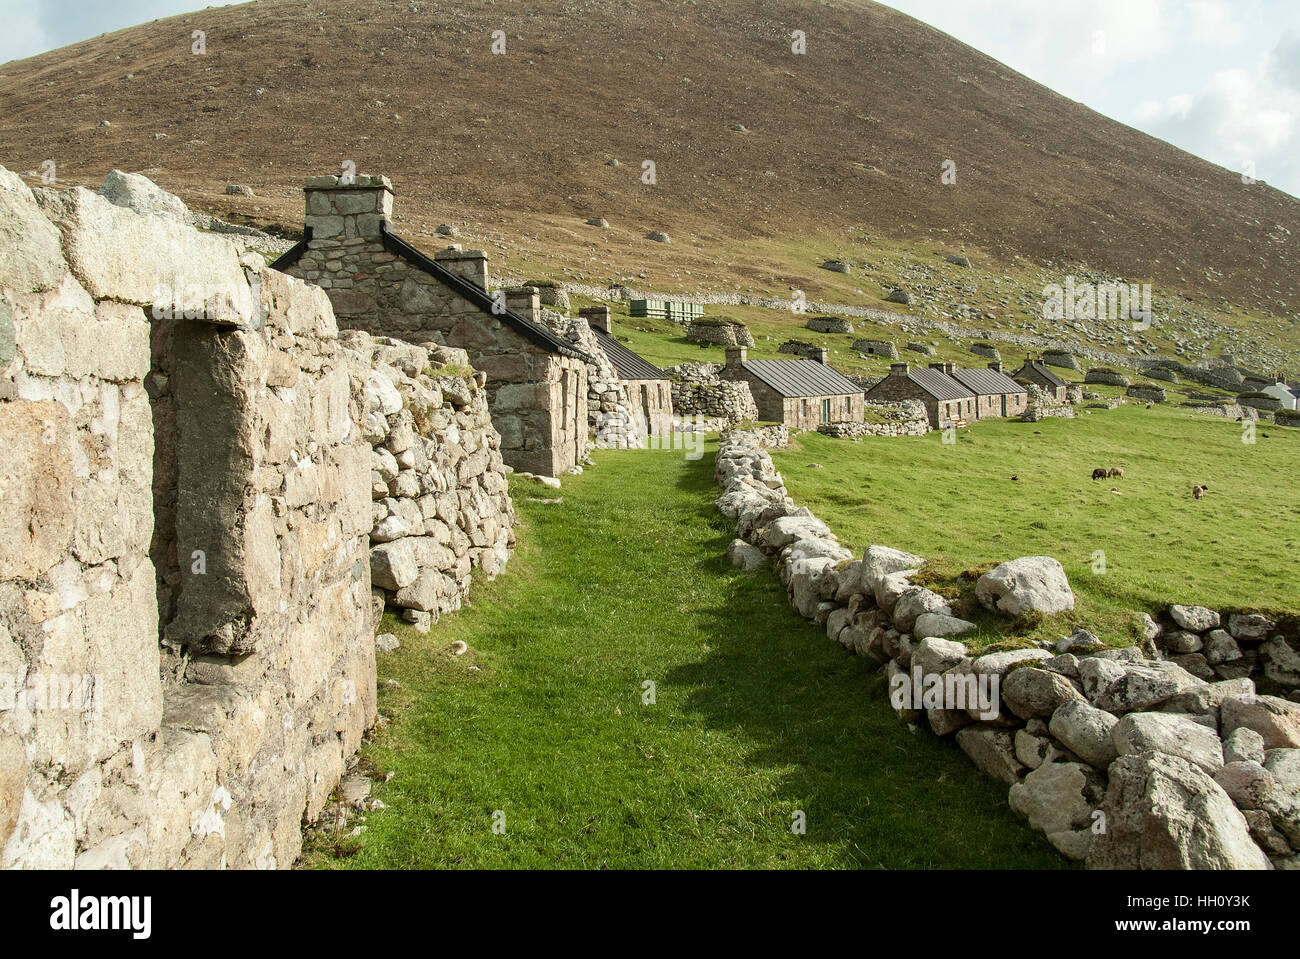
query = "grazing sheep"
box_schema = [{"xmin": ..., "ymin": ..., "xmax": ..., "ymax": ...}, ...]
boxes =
[
  {"xmin": 1109, "ymin": 467, "xmax": 1124, "ymax": 479},
  {"xmin": 1193, "ymin": 485, "xmax": 1206, "ymax": 500},
  {"xmin": 1092, "ymin": 468, "xmax": 1109, "ymax": 480}
]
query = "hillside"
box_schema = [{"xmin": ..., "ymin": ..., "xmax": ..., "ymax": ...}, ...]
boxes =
[{"xmin": 0, "ymin": 0, "xmax": 1296, "ymax": 350}]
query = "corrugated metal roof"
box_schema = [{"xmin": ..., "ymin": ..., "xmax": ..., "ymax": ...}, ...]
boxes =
[
  {"xmin": 742, "ymin": 358, "xmax": 863, "ymax": 398},
  {"xmin": 950, "ymin": 367, "xmax": 1028, "ymax": 396},
  {"xmin": 593, "ymin": 329, "xmax": 668, "ymax": 381},
  {"xmin": 1015, "ymin": 360, "xmax": 1067, "ymax": 388}
]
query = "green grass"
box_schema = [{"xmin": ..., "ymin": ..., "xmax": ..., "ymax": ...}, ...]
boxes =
[
  {"xmin": 307, "ymin": 443, "xmax": 1067, "ymax": 869},
  {"xmin": 772, "ymin": 403, "xmax": 1300, "ymax": 647}
]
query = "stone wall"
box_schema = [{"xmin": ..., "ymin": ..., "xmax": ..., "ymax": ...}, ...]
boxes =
[
  {"xmin": 685, "ymin": 319, "xmax": 754, "ymax": 347},
  {"xmin": 0, "ymin": 167, "xmax": 376, "ymax": 869},
  {"xmin": 541, "ymin": 308, "xmax": 642, "ymax": 450},
  {"xmin": 715, "ymin": 428, "xmax": 1300, "ymax": 870},
  {"xmin": 819, "ymin": 401, "xmax": 929, "ymax": 438},
  {"xmin": 347, "ymin": 332, "xmax": 515, "ymax": 633},
  {"xmin": 667, "ymin": 363, "xmax": 759, "ymax": 425}
]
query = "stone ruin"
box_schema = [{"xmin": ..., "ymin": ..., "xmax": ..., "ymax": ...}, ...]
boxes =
[
  {"xmin": 663, "ymin": 362, "xmax": 759, "ymax": 426},
  {"xmin": 0, "ymin": 166, "xmax": 514, "ymax": 868}
]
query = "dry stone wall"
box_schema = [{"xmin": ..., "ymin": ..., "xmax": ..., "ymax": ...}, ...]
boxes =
[
  {"xmin": 347, "ymin": 332, "xmax": 516, "ymax": 632},
  {"xmin": 715, "ymin": 427, "xmax": 1300, "ymax": 870},
  {"xmin": 665, "ymin": 362, "xmax": 759, "ymax": 425},
  {"xmin": 819, "ymin": 401, "xmax": 929, "ymax": 438}
]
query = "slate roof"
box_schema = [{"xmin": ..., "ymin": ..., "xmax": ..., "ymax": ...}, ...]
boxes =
[
  {"xmin": 592, "ymin": 328, "xmax": 667, "ymax": 381},
  {"xmin": 1015, "ymin": 360, "xmax": 1067, "ymax": 388},
  {"xmin": 271, "ymin": 224, "xmax": 591, "ymax": 362},
  {"xmin": 742, "ymin": 358, "xmax": 863, "ymax": 398},
  {"xmin": 949, "ymin": 366, "xmax": 1028, "ymax": 396},
  {"xmin": 891, "ymin": 366, "xmax": 976, "ymax": 401}
]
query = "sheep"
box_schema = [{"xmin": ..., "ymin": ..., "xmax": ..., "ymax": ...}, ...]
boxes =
[
  {"xmin": 1092, "ymin": 468, "xmax": 1109, "ymax": 480},
  {"xmin": 1109, "ymin": 467, "xmax": 1125, "ymax": 479},
  {"xmin": 1193, "ymin": 485, "xmax": 1207, "ymax": 500}
]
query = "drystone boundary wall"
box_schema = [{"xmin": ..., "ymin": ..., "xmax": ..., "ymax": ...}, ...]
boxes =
[
  {"xmin": 347, "ymin": 332, "xmax": 516, "ymax": 632},
  {"xmin": 714, "ymin": 428, "xmax": 1300, "ymax": 870},
  {"xmin": 0, "ymin": 167, "xmax": 514, "ymax": 869},
  {"xmin": 667, "ymin": 363, "xmax": 758, "ymax": 425},
  {"xmin": 819, "ymin": 401, "xmax": 929, "ymax": 438}
]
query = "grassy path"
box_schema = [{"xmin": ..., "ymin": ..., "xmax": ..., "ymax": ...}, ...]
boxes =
[{"xmin": 311, "ymin": 442, "xmax": 1065, "ymax": 869}]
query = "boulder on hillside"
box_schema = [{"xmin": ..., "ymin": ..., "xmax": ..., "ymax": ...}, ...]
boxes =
[{"xmin": 975, "ymin": 556, "xmax": 1075, "ymax": 617}]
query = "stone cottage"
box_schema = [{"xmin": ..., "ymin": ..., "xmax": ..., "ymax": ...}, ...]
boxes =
[
  {"xmin": 721, "ymin": 346, "xmax": 864, "ymax": 430},
  {"xmin": 947, "ymin": 362, "xmax": 1029, "ymax": 420},
  {"xmin": 1013, "ymin": 358, "xmax": 1069, "ymax": 403},
  {"xmin": 864, "ymin": 362, "xmax": 977, "ymax": 428},
  {"xmin": 273, "ymin": 174, "xmax": 591, "ymax": 477},
  {"xmin": 581, "ymin": 306, "xmax": 673, "ymax": 439}
]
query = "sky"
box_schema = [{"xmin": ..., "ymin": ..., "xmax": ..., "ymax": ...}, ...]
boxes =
[{"xmin": 0, "ymin": 0, "xmax": 1297, "ymax": 198}]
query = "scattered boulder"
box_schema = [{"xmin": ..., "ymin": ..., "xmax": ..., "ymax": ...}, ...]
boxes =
[
  {"xmin": 375, "ymin": 633, "xmax": 400, "ymax": 653},
  {"xmin": 820, "ymin": 260, "xmax": 851, "ymax": 275},
  {"xmin": 645, "ymin": 231, "xmax": 670, "ymax": 243},
  {"xmin": 884, "ymin": 289, "xmax": 913, "ymax": 306}
]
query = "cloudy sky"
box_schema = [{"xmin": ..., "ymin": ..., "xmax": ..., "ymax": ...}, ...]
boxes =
[{"xmin": 1, "ymin": 0, "xmax": 1297, "ymax": 198}]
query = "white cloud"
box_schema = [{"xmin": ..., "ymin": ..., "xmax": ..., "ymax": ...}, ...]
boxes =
[{"xmin": 879, "ymin": 0, "xmax": 1300, "ymax": 197}]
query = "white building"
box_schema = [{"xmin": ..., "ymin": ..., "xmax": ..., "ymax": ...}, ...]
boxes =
[{"xmin": 1261, "ymin": 382, "xmax": 1299, "ymax": 410}]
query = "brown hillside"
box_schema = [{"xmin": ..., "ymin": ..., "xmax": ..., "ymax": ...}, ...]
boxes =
[{"xmin": 0, "ymin": 0, "xmax": 1296, "ymax": 313}]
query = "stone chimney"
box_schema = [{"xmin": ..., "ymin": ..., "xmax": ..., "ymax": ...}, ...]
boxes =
[
  {"xmin": 814, "ymin": 348, "xmax": 829, "ymax": 365},
  {"xmin": 581, "ymin": 306, "xmax": 612, "ymax": 334},
  {"xmin": 434, "ymin": 246, "xmax": 490, "ymax": 291},
  {"xmin": 945, "ymin": 362, "xmax": 956, "ymax": 375},
  {"xmin": 505, "ymin": 286, "xmax": 541, "ymax": 323},
  {"xmin": 988, "ymin": 361, "xmax": 1004, "ymax": 372},
  {"xmin": 303, "ymin": 174, "xmax": 393, "ymax": 239},
  {"xmin": 890, "ymin": 362, "xmax": 909, "ymax": 376},
  {"xmin": 725, "ymin": 346, "xmax": 748, "ymax": 371}
]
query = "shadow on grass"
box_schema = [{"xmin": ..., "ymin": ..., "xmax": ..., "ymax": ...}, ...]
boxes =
[{"xmin": 668, "ymin": 454, "xmax": 1069, "ymax": 869}]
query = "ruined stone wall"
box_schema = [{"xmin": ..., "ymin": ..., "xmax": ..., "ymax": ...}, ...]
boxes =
[
  {"xmin": 540, "ymin": 308, "xmax": 643, "ymax": 449},
  {"xmin": 666, "ymin": 363, "xmax": 758, "ymax": 426},
  {"xmin": 347, "ymin": 332, "xmax": 515, "ymax": 631},
  {"xmin": 0, "ymin": 168, "xmax": 375, "ymax": 869}
]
